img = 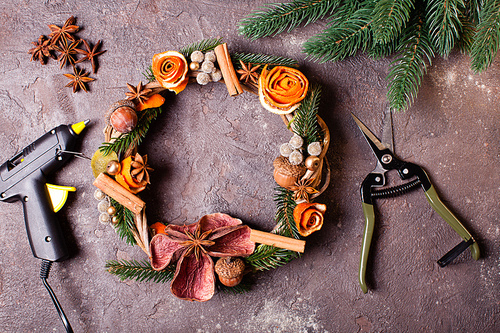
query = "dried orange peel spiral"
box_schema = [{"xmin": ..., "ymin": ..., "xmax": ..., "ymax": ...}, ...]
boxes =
[
  {"xmin": 293, "ymin": 202, "xmax": 327, "ymax": 237},
  {"xmin": 152, "ymin": 51, "xmax": 188, "ymax": 94},
  {"xmin": 258, "ymin": 65, "xmax": 309, "ymax": 114}
]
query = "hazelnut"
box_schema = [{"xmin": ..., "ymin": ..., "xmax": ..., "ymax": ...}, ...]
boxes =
[
  {"xmin": 110, "ymin": 106, "xmax": 138, "ymax": 133},
  {"xmin": 215, "ymin": 257, "xmax": 245, "ymax": 287},
  {"xmin": 273, "ymin": 156, "xmax": 306, "ymax": 188}
]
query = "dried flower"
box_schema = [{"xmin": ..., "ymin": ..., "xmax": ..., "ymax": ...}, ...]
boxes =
[
  {"xmin": 149, "ymin": 213, "xmax": 255, "ymax": 302},
  {"xmin": 258, "ymin": 65, "xmax": 308, "ymax": 114},
  {"xmin": 293, "ymin": 202, "xmax": 327, "ymax": 237},
  {"xmin": 289, "ymin": 150, "xmax": 303, "ymax": 165},
  {"xmin": 152, "ymin": 51, "xmax": 189, "ymax": 94},
  {"xmin": 289, "ymin": 134, "xmax": 304, "ymax": 149}
]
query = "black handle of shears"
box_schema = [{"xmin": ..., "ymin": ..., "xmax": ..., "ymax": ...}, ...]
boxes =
[{"xmin": 358, "ymin": 163, "xmax": 480, "ymax": 293}]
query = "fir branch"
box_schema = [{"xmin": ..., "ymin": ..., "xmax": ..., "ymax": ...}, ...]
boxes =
[
  {"xmin": 238, "ymin": 0, "xmax": 340, "ymax": 40},
  {"xmin": 292, "ymin": 84, "xmax": 322, "ymax": 145},
  {"xmin": 245, "ymin": 245, "xmax": 300, "ymax": 271},
  {"xmin": 106, "ymin": 259, "xmax": 175, "ymax": 283},
  {"xmin": 179, "ymin": 37, "xmax": 223, "ymax": 59},
  {"xmin": 110, "ymin": 198, "xmax": 137, "ymax": 246},
  {"xmin": 232, "ymin": 52, "xmax": 298, "ymax": 69},
  {"xmin": 426, "ymin": 0, "xmax": 463, "ymax": 57},
  {"xmin": 372, "ymin": 0, "xmax": 415, "ymax": 44},
  {"xmin": 303, "ymin": 2, "xmax": 375, "ymax": 62},
  {"xmin": 99, "ymin": 106, "xmax": 163, "ymax": 156},
  {"xmin": 273, "ymin": 187, "xmax": 300, "ymax": 239},
  {"xmin": 143, "ymin": 66, "xmax": 156, "ymax": 82},
  {"xmin": 387, "ymin": 13, "xmax": 435, "ymax": 111},
  {"xmin": 470, "ymin": 0, "xmax": 500, "ymax": 73},
  {"xmin": 456, "ymin": 11, "xmax": 476, "ymax": 53}
]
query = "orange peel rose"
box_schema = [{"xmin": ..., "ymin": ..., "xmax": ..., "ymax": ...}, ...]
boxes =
[
  {"xmin": 258, "ymin": 65, "xmax": 309, "ymax": 114},
  {"xmin": 293, "ymin": 202, "xmax": 326, "ymax": 237},
  {"xmin": 152, "ymin": 51, "xmax": 189, "ymax": 94}
]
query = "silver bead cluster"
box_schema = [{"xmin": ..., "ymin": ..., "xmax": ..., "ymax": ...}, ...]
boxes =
[
  {"xmin": 190, "ymin": 50, "xmax": 222, "ymax": 85},
  {"xmin": 94, "ymin": 188, "xmax": 116, "ymax": 224},
  {"xmin": 280, "ymin": 134, "xmax": 305, "ymax": 165}
]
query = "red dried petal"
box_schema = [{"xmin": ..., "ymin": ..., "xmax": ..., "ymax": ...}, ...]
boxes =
[
  {"xmin": 149, "ymin": 233, "xmax": 184, "ymax": 270},
  {"xmin": 199, "ymin": 213, "xmax": 242, "ymax": 232},
  {"xmin": 207, "ymin": 225, "xmax": 255, "ymax": 257},
  {"xmin": 170, "ymin": 252, "xmax": 215, "ymax": 302}
]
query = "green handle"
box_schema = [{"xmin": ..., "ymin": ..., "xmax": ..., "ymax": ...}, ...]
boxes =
[
  {"xmin": 424, "ymin": 185, "xmax": 480, "ymax": 260},
  {"xmin": 359, "ymin": 202, "xmax": 375, "ymax": 293}
]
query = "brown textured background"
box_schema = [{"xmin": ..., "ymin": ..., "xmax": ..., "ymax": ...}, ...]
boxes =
[{"xmin": 0, "ymin": 1, "xmax": 499, "ymax": 332}]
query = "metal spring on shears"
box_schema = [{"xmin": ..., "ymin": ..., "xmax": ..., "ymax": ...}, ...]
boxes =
[{"xmin": 371, "ymin": 178, "xmax": 422, "ymax": 199}]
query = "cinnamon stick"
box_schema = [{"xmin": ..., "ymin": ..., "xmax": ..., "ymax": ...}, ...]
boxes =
[
  {"xmin": 93, "ymin": 173, "xmax": 145, "ymax": 215},
  {"xmin": 214, "ymin": 43, "xmax": 243, "ymax": 96},
  {"xmin": 250, "ymin": 229, "xmax": 305, "ymax": 253}
]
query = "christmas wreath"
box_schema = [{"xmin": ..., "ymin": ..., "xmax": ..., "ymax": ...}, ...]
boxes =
[{"xmin": 91, "ymin": 38, "xmax": 331, "ymax": 302}]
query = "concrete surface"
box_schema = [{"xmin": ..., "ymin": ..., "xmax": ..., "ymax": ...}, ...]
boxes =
[{"xmin": 0, "ymin": 1, "xmax": 499, "ymax": 332}]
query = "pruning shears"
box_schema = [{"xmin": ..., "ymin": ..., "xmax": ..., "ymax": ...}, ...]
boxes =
[{"xmin": 352, "ymin": 111, "xmax": 480, "ymax": 293}]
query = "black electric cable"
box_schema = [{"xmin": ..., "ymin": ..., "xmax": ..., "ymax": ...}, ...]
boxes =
[{"xmin": 40, "ymin": 260, "xmax": 74, "ymax": 333}]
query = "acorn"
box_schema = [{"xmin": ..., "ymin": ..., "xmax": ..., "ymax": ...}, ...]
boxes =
[
  {"xmin": 273, "ymin": 156, "xmax": 306, "ymax": 188},
  {"xmin": 215, "ymin": 257, "xmax": 245, "ymax": 287},
  {"xmin": 107, "ymin": 100, "xmax": 137, "ymax": 134}
]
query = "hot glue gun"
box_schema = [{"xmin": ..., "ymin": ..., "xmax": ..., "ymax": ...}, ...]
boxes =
[
  {"xmin": 0, "ymin": 120, "xmax": 89, "ymax": 333},
  {"xmin": 0, "ymin": 120, "xmax": 89, "ymax": 262}
]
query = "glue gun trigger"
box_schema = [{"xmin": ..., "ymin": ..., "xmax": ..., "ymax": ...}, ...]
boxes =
[{"xmin": 46, "ymin": 184, "xmax": 76, "ymax": 212}]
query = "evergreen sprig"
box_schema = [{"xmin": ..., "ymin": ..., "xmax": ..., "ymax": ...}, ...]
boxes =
[
  {"xmin": 232, "ymin": 52, "xmax": 299, "ymax": 69},
  {"xmin": 143, "ymin": 66, "xmax": 156, "ymax": 82},
  {"xmin": 110, "ymin": 198, "xmax": 137, "ymax": 246},
  {"xmin": 372, "ymin": 0, "xmax": 414, "ymax": 44},
  {"xmin": 240, "ymin": 0, "xmax": 500, "ymax": 111},
  {"xmin": 273, "ymin": 187, "xmax": 299, "ymax": 238},
  {"xmin": 99, "ymin": 106, "xmax": 163, "ymax": 156},
  {"xmin": 238, "ymin": 0, "xmax": 340, "ymax": 40},
  {"xmin": 303, "ymin": 2, "xmax": 375, "ymax": 63},
  {"xmin": 470, "ymin": 0, "xmax": 500, "ymax": 72},
  {"xmin": 106, "ymin": 259, "xmax": 175, "ymax": 283},
  {"xmin": 179, "ymin": 37, "xmax": 223, "ymax": 59},
  {"xmin": 292, "ymin": 84, "xmax": 322, "ymax": 145},
  {"xmin": 427, "ymin": 0, "xmax": 463, "ymax": 56},
  {"xmin": 245, "ymin": 245, "xmax": 300, "ymax": 271},
  {"xmin": 387, "ymin": 13, "xmax": 435, "ymax": 111}
]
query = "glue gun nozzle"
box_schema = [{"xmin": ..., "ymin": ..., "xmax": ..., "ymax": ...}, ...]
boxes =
[{"xmin": 71, "ymin": 119, "xmax": 90, "ymax": 135}]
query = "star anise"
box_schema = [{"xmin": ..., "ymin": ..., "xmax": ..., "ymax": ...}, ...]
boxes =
[
  {"xmin": 28, "ymin": 35, "xmax": 56, "ymax": 65},
  {"xmin": 236, "ymin": 60, "xmax": 260, "ymax": 84},
  {"xmin": 125, "ymin": 82, "xmax": 152, "ymax": 105},
  {"xmin": 63, "ymin": 67, "xmax": 95, "ymax": 93},
  {"xmin": 288, "ymin": 178, "xmax": 319, "ymax": 202},
  {"xmin": 48, "ymin": 16, "xmax": 79, "ymax": 46},
  {"xmin": 54, "ymin": 39, "xmax": 80, "ymax": 69},
  {"xmin": 130, "ymin": 153, "xmax": 153, "ymax": 183},
  {"xmin": 75, "ymin": 39, "xmax": 106, "ymax": 73}
]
